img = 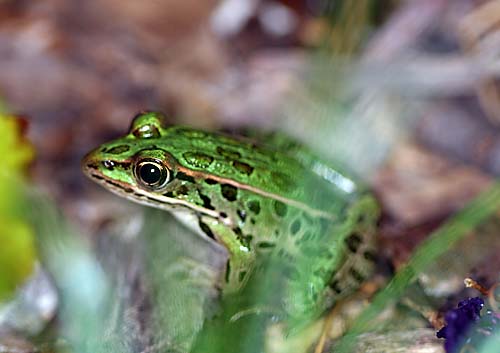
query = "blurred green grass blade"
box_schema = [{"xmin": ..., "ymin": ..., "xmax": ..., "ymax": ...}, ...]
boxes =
[
  {"xmin": 142, "ymin": 209, "xmax": 224, "ymax": 352},
  {"xmin": 317, "ymin": 0, "xmax": 376, "ymax": 56},
  {"xmin": 335, "ymin": 182, "xmax": 500, "ymax": 353},
  {"xmin": 25, "ymin": 191, "xmax": 124, "ymax": 353},
  {"xmin": 0, "ymin": 216, "xmax": 35, "ymax": 302},
  {"xmin": 190, "ymin": 261, "xmax": 280, "ymax": 353}
]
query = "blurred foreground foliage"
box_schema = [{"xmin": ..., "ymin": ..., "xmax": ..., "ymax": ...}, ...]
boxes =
[{"xmin": 0, "ymin": 113, "xmax": 36, "ymax": 302}]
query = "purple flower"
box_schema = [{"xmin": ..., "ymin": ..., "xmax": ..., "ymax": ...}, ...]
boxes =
[{"xmin": 436, "ymin": 297, "xmax": 484, "ymax": 353}]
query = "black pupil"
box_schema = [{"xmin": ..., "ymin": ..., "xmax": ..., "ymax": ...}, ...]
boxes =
[{"xmin": 140, "ymin": 163, "xmax": 162, "ymax": 185}]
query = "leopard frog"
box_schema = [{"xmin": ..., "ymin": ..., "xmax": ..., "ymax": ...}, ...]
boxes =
[{"xmin": 82, "ymin": 111, "xmax": 379, "ymax": 320}]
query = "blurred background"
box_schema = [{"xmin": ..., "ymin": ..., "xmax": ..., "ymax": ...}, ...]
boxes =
[{"xmin": 1, "ymin": 0, "xmax": 500, "ymax": 352}]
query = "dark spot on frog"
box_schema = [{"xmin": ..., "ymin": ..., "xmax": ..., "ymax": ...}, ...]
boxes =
[
  {"xmin": 220, "ymin": 212, "xmax": 228, "ymax": 218},
  {"xmin": 247, "ymin": 200, "xmax": 261, "ymax": 214},
  {"xmin": 363, "ymin": 250, "xmax": 377, "ymax": 262},
  {"xmin": 198, "ymin": 220, "xmax": 216, "ymax": 240},
  {"xmin": 290, "ymin": 219, "xmax": 301, "ymax": 235},
  {"xmin": 257, "ymin": 242, "xmax": 275, "ymax": 249},
  {"xmin": 345, "ymin": 233, "xmax": 362, "ymax": 253},
  {"xmin": 216, "ymin": 146, "xmax": 241, "ymax": 159},
  {"xmin": 183, "ymin": 152, "xmax": 214, "ymax": 168},
  {"xmin": 177, "ymin": 185, "xmax": 189, "ymax": 196},
  {"xmin": 163, "ymin": 191, "xmax": 174, "ymax": 198},
  {"xmin": 232, "ymin": 161, "xmax": 254, "ymax": 176},
  {"xmin": 105, "ymin": 145, "xmax": 130, "ymax": 155},
  {"xmin": 349, "ymin": 267, "xmax": 365, "ymax": 283},
  {"xmin": 221, "ymin": 184, "xmax": 238, "ymax": 201},
  {"xmin": 205, "ymin": 178, "xmax": 218, "ymax": 185},
  {"xmin": 329, "ymin": 280, "xmax": 342, "ymax": 294},
  {"xmin": 238, "ymin": 271, "xmax": 247, "ymax": 283},
  {"xmin": 233, "ymin": 227, "xmax": 252, "ymax": 249},
  {"xmin": 273, "ymin": 200, "xmax": 287, "ymax": 217},
  {"xmin": 176, "ymin": 171, "xmax": 195, "ymax": 183},
  {"xmin": 198, "ymin": 190, "xmax": 215, "ymax": 210},
  {"xmin": 225, "ymin": 262, "xmax": 231, "ymax": 283},
  {"xmin": 237, "ymin": 209, "xmax": 246, "ymax": 222}
]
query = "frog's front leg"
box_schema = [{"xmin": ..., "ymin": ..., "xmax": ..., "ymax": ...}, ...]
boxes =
[{"xmin": 199, "ymin": 216, "xmax": 256, "ymax": 293}]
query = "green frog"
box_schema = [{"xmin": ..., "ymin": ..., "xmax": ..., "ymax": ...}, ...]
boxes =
[{"xmin": 82, "ymin": 111, "xmax": 379, "ymax": 321}]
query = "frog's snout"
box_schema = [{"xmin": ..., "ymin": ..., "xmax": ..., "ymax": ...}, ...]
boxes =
[{"xmin": 81, "ymin": 149, "xmax": 101, "ymax": 175}]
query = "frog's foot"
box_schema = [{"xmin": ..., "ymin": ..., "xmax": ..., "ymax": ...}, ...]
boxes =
[{"xmin": 163, "ymin": 257, "xmax": 220, "ymax": 293}]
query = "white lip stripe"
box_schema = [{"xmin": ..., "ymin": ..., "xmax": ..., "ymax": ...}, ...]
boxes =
[
  {"xmin": 135, "ymin": 189, "xmax": 221, "ymax": 218},
  {"xmin": 93, "ymin": 176, "xmax": 221, "ymax": 218}
]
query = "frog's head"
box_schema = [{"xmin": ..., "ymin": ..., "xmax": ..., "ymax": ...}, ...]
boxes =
[{"xmin": 82, "ymin": 111, "xmax": 221, "ymax": 218}]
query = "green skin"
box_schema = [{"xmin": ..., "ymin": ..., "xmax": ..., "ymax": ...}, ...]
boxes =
[{"xmin": 82, "ymin": 111, "xmax": 379, "ymax": 320}]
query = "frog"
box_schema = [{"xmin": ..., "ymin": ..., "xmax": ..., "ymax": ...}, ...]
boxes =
[{"xmin": 81, "ymin": 111, "xmax": 380, "ymax": 322}]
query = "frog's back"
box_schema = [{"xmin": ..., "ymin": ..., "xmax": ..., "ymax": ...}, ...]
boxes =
[{"xmin": 161, "ymin": 126, "xmax": 358, "ymax": 217}]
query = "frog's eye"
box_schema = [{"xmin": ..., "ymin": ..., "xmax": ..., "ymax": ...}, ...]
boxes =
[{"xmin": 134, "ymin": 159, "xmax": 170, "ymax": 190}]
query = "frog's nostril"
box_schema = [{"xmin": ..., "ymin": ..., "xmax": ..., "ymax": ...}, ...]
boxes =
[{"xmin": 103, "ymin": 160, "xmax": 115, "ymax": 170}]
